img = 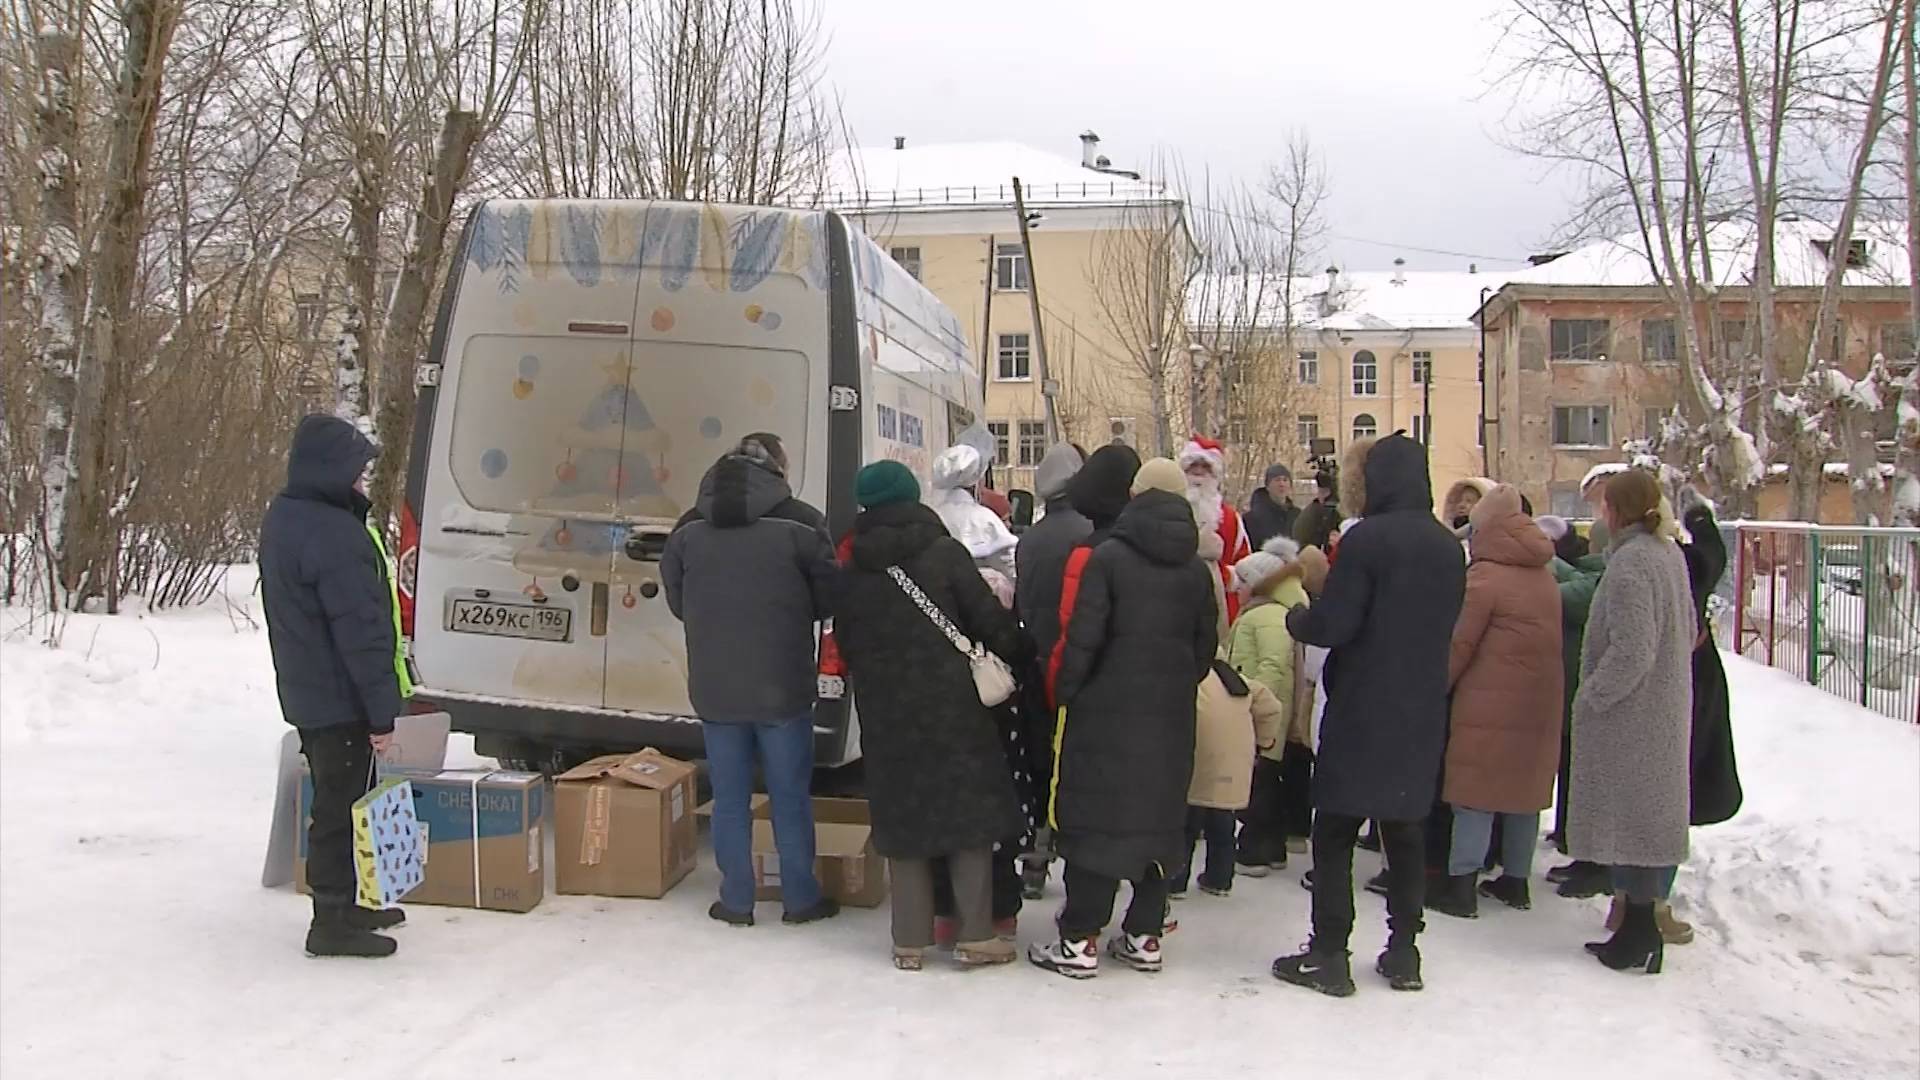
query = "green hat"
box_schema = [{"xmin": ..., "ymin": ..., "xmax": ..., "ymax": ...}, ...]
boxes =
[{"xmin": 856, "ymin": 460, "xmax": 921, "ymax": 509}]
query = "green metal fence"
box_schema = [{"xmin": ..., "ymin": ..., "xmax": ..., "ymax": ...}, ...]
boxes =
[{"xmin": 1724, "ymin": 523, "xmax": 1920, "ymax": 723}]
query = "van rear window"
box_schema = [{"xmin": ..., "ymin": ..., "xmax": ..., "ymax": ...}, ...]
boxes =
[{"xmin": 449, "ymin": 333, "xmax": 808, "ymax": 523}]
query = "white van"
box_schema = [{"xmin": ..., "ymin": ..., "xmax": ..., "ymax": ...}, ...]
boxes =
[{"xmin": 396, "ymin": 199, "xmax": 984, "ymax": 769}]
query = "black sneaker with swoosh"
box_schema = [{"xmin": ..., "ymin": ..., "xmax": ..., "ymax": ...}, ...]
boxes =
[{"xmin": 1271, "ymin": 945, "xmax": 1356, "ymax": 997}]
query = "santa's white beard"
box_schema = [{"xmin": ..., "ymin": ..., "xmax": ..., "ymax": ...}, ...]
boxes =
[{"xmin": 1186, "ymin": 478, "xmax": 1223, "ymax": 533}]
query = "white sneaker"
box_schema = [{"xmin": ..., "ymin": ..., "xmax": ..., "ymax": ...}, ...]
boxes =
[
  {"xmin": 1106, "ymin": 932, "xmax": 1164, "ymax": 973},
  {"xmin": 1028, "ymin": 935, "xmax": 1100, "ymax": 979}
]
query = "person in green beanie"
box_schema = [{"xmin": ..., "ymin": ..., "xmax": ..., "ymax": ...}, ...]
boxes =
[{"xmin": 832, "ymin": 459, "xmax": 1034, "ymax": 970}]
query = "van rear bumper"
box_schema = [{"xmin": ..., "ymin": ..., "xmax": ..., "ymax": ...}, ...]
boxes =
[{"xmin": 418, "ymin": 688, "xmax": 856, "ymax": 767}]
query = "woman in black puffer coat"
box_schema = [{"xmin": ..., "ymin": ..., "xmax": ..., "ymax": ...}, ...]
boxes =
[
  {"xmin": 1029, "ymin": 458, "xmax": 1217, "ymax": 976},
  {"xmin": 1678, "ymin": 495, "xmax": 1741, "ymax": 827},
  {"xmin": 833, "ymin": 462, "xmax": 1034, "ymax": 969}
]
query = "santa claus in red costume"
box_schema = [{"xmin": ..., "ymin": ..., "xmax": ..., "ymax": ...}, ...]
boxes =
[{"xmin": 1179, "ymin": 434, "xmax": 1251, "ymax": 623}]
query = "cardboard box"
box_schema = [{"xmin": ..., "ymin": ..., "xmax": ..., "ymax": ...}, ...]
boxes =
[
  {"xmin": 752, "ymin": 797, "xmax": 886, "ymax": 908},
  {"xmin": 553, "ymin": 750, "xmax": 698, "ymax": 899},
  {"xmin": 297, "ymin": 767, "xmax": 547, "ymax": 913}
]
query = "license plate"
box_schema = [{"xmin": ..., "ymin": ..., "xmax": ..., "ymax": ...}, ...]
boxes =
[{"xmin": 446, "ymin": 597, "xmax": 572, "ymax": 642}]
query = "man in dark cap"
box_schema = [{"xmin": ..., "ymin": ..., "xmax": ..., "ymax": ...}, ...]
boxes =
[{"xmin": 1245, "ymin": 463, "xmax": 1300, "ymax": 550}]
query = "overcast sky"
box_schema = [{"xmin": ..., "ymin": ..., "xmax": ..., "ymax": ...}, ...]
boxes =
[{"xmin": 817, "ymin": 0, "xmax": 1584, "ymax": 272}]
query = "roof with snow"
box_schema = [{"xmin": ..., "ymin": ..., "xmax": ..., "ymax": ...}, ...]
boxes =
[
  {"xmin": 1188, "ymin": 269, "xmax": 1506, "ymax": 333},
  {"xmin": 1498, "ymin": 218, "xmax": 1910, "ymax": 291},
  {"xmin": 822, "ymin": 142, "xmax": 1173, "ymax": 211}
]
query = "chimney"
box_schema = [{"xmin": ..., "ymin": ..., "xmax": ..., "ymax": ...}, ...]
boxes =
[
  {"xmin": 1391, "ymin": 257, "xmax": 1407, "ymax": 285},
  {"xmin": 1469, "ymin": 263, "xmax": 1478, "ymax": 274},
  {"xmin": 893, "ymin": 136, "xmax": 905, "ymax": 151},
  {"xmin": 1079, "ymin": 130, "xmax": 1101, "ymax": 169}
]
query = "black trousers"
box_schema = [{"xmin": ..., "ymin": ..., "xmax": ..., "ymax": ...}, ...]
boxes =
[
  {"xmin": 1311, "ymin": 812, "xmax": 1425, "ymax": 954},
  {"xmin": 1174, "ymin": 806, "xmax": 1237, "ymax": 892},
  {"xmin": 1278, "ymin": 743, "xmax": 1316, "ymax": 838},
  {"xmin": 1058, "ymin": 862, "xmax": 1169, "ymax": 939},
  {"xmin": 1553, "ymin": 706, "xmax": 1574, "ymax": 851},
  {"xmin": 932, "ymin": 843, "xmax": 1024, "ymax": 923},
  {"xmin": 1237, "ymin": 758, "xmax": 1288, "ymax": 863},
  {"xmin": 301, "ymin": 723, "xmax": 374, "ymax": 917}
]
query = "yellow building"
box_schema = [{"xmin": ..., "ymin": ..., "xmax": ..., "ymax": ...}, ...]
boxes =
[
  {"xmin": 825, "ymin": 135, "xmax": 1185, "ymax": 491},
  {"xmin": 1189, "ymin": 266, "xmax": 1501, "ymax": 507}
]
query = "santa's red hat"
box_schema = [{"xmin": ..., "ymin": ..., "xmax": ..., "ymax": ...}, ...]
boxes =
[{"xmin": 1178, "ymin": 434, "xmax": 1226, "ymax": 474}]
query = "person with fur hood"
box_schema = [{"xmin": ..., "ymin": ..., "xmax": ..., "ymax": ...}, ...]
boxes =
[
  {"xmin": 930, "ymin": 443, "xmax": 1019, "ymax": 582},
  {"xmin": 1180, "ymin": 435, "xmax": 1252, "ymax": 623},
  {"xmin": 1442, "ymin": 477, "xmax": 1495, "ymax": 537},
  {"xmin": 1429, "ymin": 485, "xmax": 1563, "ymax": 919},
  {"xmin": 1226, "ymin": 537, "xmax": 1317, "ymax": 875}
]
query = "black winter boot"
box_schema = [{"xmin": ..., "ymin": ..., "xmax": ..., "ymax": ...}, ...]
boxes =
[
  {"xmin": 305, "ymin": 905, "xmax": 397, "ymax": 959},
  {"xmin": 1272, "ymin": 942, "xmax": 1356, "ymax": 998},
  {"xmin": 1587, "ymin": 900, "xmax": 1664, "ymax": 974},
  {"xmin": 1375, "ymin": 942, "xmax": 1424, "ymax": 991},
  {"xmin": 1479, "ymin": 875, "xmax": 1532, "ymax": 910},
  {"xmin": 349, "ymin": 906, "xmax": 407, "ymax": 931},
  {"xmin": 1427, "ymin": 874, "xmax": 1478, "ymax": 919},
  {"xmin": 1554, "ymin": 861, "xmax": 1612, "ymax": 899}
]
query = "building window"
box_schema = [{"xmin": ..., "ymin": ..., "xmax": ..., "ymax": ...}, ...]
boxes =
[
  {"xmin": 1297, "ymin": 413, "xmax": 1320, "ymax": 447},
  {"xmin": 1411, "ymin": 350, "xmax": 1432, "ymax": 384},
  {"xmin": 1017, "ymin": 421, "xmax": 1046, "ymax": 467},
  {"xmin": 1226, "ymin": 414, "xmax": 1251, "ymax": 447},
  {"xmin": 1718, "ymin": 319, "xmax": 1748, "ymax": 361},
  {"xmin": 993, "ymin": 244, "xmax": 1029, "ymax": 291},
  {"xmin": 1645, "ymin": 407, "xmax": 1667, "ymax": 440},
  {"xmin": 1827, "ymin": 318, "xmax": 1847, "ymax": 363},
  {"xmin": 1552, "ymin": 405, "xmax": 1613, "ymax": 448},
  {"xmin": 1412, "ymin": 414, "xmax": 1429, "ymax": 444},
  {"xmin": 1352, "ymin": 412, "xmax": 1378, "ymax": 440},
  {"xmin": 1550, "ymin": 318, "xmax": 1611, "ymax": 362},
  {"xmin": 1812, "ymin": 237, "xmax": 1869, "ymax": 267},
  {"xmin": 888, "ymin": 246, "xmax": 922, "ymax": 281},
  {"xmin": 1297, "ymin": 350, "xmax": 1319, "ymax": 385},
  {"xmin": 1549, "ymin": 485, "xmax": 1585, "ymax": 519},
  {"xmin": 1477, "ymin": 414, "xmax": 1486, "ymax": 447},
  {"xmin": 995, "ymin": 333, "xmax": 1031, "ymax": 381},
  {"xmin": 1883, "ymin": 321, "xmax": 1917, "ymax": 368},
  {"xmin": 1352, "ymin": 350, "xmax": 1379, "ymax": 396},
  {"xmin": 295, "ymin": 293, "xmax": 323, "ymax": 340},
  {"xmin": 986, "ymin": 421, "xmax": 1011, "ymax": 467},
  {"xmin": 1642, "ymin": 318, "xmax": 1678, "ymax": 363}
]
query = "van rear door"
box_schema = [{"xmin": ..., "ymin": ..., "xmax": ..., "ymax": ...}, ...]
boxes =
[
  {"xmin": 416, "ymin": 201, "xmax": 647, "ymax": 714},
  {"xmin": 601, "ymin": 203, "xmax": 828, "ymax": 720}
]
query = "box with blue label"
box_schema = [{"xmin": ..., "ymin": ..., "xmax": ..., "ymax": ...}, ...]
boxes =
[{"xmin": 297, "ymin": 767, "xmax": 547, "ymax": 913}]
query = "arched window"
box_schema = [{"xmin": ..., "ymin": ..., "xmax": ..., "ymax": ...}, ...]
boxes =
[
  {"xmin": 1352, "ymin": 350, "xmax": 1379, "ymax": 396},
  {"xmin": 1353, "ymin": 413, "xmax": 1378, "ymax": 440}
]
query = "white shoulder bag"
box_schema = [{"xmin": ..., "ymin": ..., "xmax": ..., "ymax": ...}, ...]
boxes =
[{"xmin": 886, "ymin": 566, "xmax": 1017, "ymax": 707}]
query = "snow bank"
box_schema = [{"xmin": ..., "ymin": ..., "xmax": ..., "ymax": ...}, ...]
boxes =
[{"xmin": 2, "ymin": 591, "xmax": 1916, "ymax": 1079}]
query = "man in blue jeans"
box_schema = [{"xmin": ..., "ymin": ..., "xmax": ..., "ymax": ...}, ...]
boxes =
[{"xmin": 663, "ymin": 434, "xmax": 840, "ymax": 926}]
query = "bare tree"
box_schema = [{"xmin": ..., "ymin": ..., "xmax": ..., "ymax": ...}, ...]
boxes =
[
  {"xmin": 28, "ymin": 30, "xmax": 85, "ymax": 618},
  {"xmin": 1894, "ymin": 0, "xmax": 1919, "ymax": 528},
  {"xmin": 1086, "ymin": 160, "xmax": 1199, "ymax": 458}
]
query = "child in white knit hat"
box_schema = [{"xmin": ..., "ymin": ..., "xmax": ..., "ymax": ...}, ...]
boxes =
[{"xmin": 1225, "ymin": 537, "xmax": 1317, "ymax": 873}]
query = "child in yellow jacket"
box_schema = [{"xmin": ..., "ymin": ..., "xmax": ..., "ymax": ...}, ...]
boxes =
[{"xmin": 1227, "ymin": 538, "xmax": 1317, "ymax": 872}]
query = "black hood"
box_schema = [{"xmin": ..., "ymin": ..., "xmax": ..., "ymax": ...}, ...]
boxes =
[
  {"xmin": 1110, "ymin": 489, "xmax": 1199, "ymax": 567},
  {"xmin": 696, "ymin": 454, "xmax": 793, "ymax": 528},
  {"xmin": 284, "ymin": 414, "xmax": 376, "ymax": 513},
  {"xmin": 1068, "ymin": 444, "xmax": 1141, "ymax": 530},
  {"xmin": 849, "ymin": 501, "xmax": 950, "ymax": 571},
  {"xmin": 1361, "ymin": 434, "xmax": 1434, "ymax": 517}
]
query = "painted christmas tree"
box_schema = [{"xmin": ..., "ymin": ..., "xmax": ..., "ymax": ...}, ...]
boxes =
[{"xmin": 512, "ymin": 359, "xmax": 678, "ymax": 584}]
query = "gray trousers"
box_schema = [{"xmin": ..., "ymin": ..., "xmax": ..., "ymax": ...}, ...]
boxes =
[{"xmin": 890, "ymin": 849, "xmax": 992, "ymax": 948}]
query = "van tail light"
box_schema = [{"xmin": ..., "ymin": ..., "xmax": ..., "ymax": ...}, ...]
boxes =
[
  {"xmin": 397, "ymin": 502, "xmax": 420, "ymax": 638},
  {"xmin": 816, "ymin": 619, "xmax": 846, "ymax": 701}
]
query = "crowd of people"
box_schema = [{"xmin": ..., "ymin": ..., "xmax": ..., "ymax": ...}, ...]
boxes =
[{"xmin": 264, "ymin": 413, "xmax": 1741, "ymax": 987}]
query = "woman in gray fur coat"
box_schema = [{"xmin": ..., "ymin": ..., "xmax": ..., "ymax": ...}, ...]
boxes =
[{"xmin": 1569, "ymin": 469, "xmax": 1694, "ymax": 975}]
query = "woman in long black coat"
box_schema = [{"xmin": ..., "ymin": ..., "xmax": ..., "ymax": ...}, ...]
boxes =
[
  {"xmin": 1678, "ymin": 495, "xmax": 1741, "ymax": 827},
  {"xmin": 1030, "ymin": 459, "xmax": 1217, "ymax": 977},
  {"xmin": 833, "ymin": 462, "xmax": 1034, "ymax": 969}
]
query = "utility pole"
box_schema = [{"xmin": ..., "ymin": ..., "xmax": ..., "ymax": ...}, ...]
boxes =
[
  {"xmin": 1422, "ymin": 351, "xmax": 1433, "ymax": 449},
  {"xmin": 1012, "ymin": 178, "xmax": 1060, "ymax": 443},
  {"xmin": 978, "ymin": 234, "xmax": 995, "ymax": 404}
]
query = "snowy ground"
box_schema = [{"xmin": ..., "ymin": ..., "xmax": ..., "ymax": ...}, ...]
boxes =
[{"xmin": 3, "ymin": 575, "xmax": 1918, "ymax": 1080}]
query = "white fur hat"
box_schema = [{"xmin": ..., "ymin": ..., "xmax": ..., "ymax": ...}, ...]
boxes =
[
  {"xmin": 932, "ymin": 444, "xmax": 986, "ymax": 491},
  {"xmin": 1535, "ymin": 514, "xmax": 1571, "ymax": 541},
  {"xmin": 1231, "ymin": 536, "xmax": 1302, "ymax": 594}
]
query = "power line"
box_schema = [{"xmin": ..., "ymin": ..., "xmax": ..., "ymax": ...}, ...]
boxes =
[{"xmin": 1183, "ymin": 199, "xmax": 1531, "ymax": 266}]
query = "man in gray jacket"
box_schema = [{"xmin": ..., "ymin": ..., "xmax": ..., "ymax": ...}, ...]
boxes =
[{"xmin": 662, "ymin": 434, "xmax": 840, "ymax": 927}]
